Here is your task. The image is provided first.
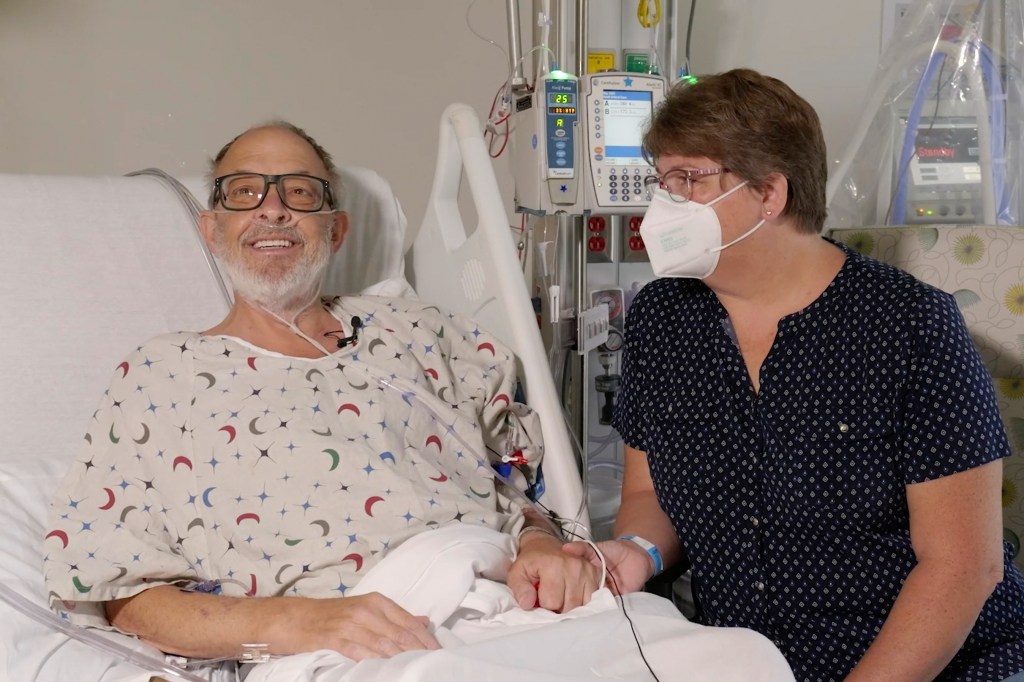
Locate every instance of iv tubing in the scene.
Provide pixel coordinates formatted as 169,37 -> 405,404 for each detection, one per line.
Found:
361,361 -> 573,536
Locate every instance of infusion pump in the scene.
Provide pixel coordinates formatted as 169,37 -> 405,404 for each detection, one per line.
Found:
512,72 -> 666,216
582,73 -> 666,215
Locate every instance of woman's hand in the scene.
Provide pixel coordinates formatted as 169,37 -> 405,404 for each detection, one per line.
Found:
562,538 -> 653,594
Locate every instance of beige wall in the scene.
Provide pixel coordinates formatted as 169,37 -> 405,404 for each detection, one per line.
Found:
686,1 -> 884,177
0,1 -> 884,229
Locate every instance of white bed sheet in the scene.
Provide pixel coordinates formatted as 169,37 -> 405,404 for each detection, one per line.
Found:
244,525 -> 795,682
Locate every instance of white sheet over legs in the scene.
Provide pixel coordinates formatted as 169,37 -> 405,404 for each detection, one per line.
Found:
244,526 -> 795,682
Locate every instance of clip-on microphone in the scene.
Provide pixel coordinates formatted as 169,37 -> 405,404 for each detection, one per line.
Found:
324,316 -> 363,349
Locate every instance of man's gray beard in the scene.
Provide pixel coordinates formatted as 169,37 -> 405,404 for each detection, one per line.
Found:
219,228 -> 333,319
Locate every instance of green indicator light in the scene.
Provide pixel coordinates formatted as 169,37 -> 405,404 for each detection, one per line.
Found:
549,69 -> 574,80
682,75 -> 699,85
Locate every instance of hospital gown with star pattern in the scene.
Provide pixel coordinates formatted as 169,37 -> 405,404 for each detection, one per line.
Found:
43,295 -> 542,628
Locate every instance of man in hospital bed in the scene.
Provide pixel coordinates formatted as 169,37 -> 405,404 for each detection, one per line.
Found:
42,121 -> 794,680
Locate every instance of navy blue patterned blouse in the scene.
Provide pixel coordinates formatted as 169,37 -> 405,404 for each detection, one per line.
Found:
613,241 -> 1024,681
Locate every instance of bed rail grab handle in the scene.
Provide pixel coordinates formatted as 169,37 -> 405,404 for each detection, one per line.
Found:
425,103 -> 587,529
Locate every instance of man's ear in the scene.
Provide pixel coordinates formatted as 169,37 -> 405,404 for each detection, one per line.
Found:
198,211 -> 221,255
330,212 -> 350,253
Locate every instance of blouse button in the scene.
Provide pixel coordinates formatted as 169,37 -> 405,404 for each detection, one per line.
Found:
838,422 -> 850,433
756,581 -> 765,591
752,517 -> 760,527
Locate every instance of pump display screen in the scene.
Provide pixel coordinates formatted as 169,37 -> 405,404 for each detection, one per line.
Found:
548,92 -> 576,115
602,89 -> 653,164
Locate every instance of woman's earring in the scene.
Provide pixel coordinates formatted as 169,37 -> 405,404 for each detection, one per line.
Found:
766,209 -> 773,216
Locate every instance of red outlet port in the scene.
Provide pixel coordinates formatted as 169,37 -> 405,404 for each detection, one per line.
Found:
629,235 -> 645,251
588,216 -> 606,232
589,236 -> 606,252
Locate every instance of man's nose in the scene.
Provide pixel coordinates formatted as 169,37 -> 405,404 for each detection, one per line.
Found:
256,182 -> 290,221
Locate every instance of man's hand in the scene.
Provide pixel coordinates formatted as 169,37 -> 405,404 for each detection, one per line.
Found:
274,592 -> 441,661
561,538 -> 653,594
106,586 -> 440,662
506,530 -> 602,612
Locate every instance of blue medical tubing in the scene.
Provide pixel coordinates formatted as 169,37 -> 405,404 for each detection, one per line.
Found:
892,38 -> 1009,224
892,50 -> 948,225
979,40 -> 1011,222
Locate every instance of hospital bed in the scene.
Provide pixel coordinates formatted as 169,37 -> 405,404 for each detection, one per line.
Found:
0,105 -> 585,681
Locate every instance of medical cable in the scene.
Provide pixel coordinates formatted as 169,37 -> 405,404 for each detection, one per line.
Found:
257,294 -> 366,357
485,82 -> 512,158
368,346 -> 586,538
308,338 -> 658,677
558,380 -> 596,537
536,0 -> 553,82
557,526 -> 663,682
681,0 -> 697,78
884,57 -> 950,225
482,42 -> 556,157
514,213 -> 529,271
464,0 -> 507,61
364,365 -> 570,535
261,303 -> 577,535
0,582 -> 212,682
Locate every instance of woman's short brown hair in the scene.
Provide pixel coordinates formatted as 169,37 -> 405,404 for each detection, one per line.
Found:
643,68 -> 827,234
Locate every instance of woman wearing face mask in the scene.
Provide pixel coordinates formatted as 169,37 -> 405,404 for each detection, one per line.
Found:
564,69 -> 1024,681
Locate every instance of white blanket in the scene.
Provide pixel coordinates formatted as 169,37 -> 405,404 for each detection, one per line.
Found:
244,525 -> 796,682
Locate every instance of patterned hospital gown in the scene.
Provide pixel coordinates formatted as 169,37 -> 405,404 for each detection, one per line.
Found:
43,296 -> 543,628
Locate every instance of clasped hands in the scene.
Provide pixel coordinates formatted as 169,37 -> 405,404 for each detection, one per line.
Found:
296,536 -> 653,661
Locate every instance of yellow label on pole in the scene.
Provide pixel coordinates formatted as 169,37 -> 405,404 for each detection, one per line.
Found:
587,51 -> 616,73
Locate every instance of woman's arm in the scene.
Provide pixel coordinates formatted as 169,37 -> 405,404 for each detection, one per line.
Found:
608,445 -> 685,591
844,460 -> 1005,681
614,445 -> 684,563
560,445 -> 684,594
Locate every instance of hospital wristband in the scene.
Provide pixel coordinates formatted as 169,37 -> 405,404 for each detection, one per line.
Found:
617,534 -> 664,576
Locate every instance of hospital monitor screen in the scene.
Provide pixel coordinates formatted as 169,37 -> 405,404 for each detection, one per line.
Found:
602,89 -> 653,165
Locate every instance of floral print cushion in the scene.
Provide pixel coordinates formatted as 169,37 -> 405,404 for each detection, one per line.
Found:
998,378 -> 1024,564
832,225 -> 1024,567
834,226 -> 1024,377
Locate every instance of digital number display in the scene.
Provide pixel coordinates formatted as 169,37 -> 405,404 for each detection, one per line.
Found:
548,92 -> 575,106
550,106 -> 576,115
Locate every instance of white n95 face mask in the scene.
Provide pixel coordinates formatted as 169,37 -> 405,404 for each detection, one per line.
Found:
639,184 -> 766,279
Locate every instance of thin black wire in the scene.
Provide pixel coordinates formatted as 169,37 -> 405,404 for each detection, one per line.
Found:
884,55 -> 950,224
684,1 -> 697,67
559,523 -> 663,682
